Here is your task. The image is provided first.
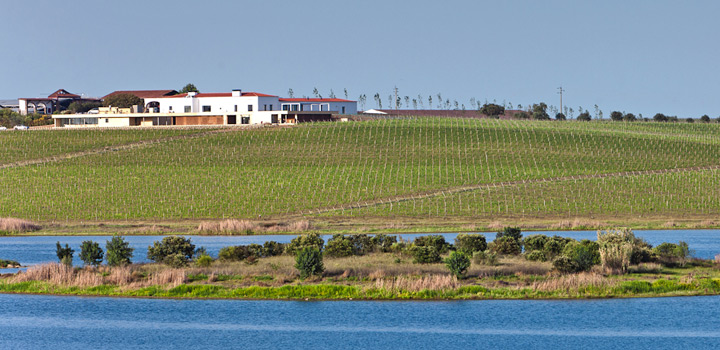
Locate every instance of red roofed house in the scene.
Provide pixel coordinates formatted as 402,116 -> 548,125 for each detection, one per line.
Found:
19,89 -> 100,115
52,88 -> 357,127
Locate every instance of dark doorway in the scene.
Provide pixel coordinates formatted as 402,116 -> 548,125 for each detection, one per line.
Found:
227,115 -> 237,124
271,114 -> 278,124
241,116 -> 250,124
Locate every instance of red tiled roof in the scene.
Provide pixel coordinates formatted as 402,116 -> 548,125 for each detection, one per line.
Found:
48,89 -> 80,98
102,90 -> 178,100
279,98 -> 355,102
169,92 -> 277,98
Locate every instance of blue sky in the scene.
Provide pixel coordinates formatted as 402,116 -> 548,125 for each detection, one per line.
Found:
3,0 -> 719,118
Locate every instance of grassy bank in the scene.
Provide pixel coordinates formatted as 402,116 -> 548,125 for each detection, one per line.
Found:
2,254 -> 719,300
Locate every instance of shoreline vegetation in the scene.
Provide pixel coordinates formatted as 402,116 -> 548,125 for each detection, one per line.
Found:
2,229 -> 719,301
2,217 -> 720,237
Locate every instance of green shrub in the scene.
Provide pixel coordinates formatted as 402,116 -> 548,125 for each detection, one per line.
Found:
653,241 -> 691,267
56,242 -> 74,266
413,235 -> 450,254
286,233 -> 324,255
0,259 -> 20,268
164,253 -> 189,268
445,252 -> 471,278
218,245 -> 253,261
106,236 -> 134,266
195,254 -> 214,267
295,247 -> 324,279
371,234 -> 397,252
79,240 -> 104,266
488,236 -> 521,255
325,234 -> 354,257
555,242 -> 597,273
409,245 -> 442,264
543,236 -> 575,259
454,233 -> 487,255
262,241 -> 286,257
247,243 -> 264,258
473,250 -> 497,266
496,227 -> 522,246
147,236 -> 196,266
552,256 -> 578,273
523,234 -> 549,252
349,234 -> 375,255
525,250 -> 546,262
579,239 -> 601,265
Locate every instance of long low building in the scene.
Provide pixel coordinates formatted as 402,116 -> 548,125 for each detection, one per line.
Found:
52,89 -> 357,127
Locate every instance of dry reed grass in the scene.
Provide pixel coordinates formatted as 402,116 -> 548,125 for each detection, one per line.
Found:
693,220 -> 719,228
10,263 -> 188,289
198,219 -> 257,235
197,219 -> 312,234
662,221 -> 678,228
628,262 -> 663,274
487,221 -> 504,230
532,272 -> 615,292
374,274 -> 458,292
549,218 -> 607,230
0,218 -> 41,232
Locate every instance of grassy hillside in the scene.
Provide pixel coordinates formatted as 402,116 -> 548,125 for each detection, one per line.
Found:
1,118 -> 719,230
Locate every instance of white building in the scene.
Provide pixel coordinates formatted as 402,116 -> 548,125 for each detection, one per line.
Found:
52,89 -> 357,127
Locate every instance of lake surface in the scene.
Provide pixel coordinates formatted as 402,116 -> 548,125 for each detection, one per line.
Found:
0,293 -> 718,349
1,229 -> 718,271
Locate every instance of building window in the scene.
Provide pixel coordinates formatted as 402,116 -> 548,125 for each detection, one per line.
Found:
282,105 -> 289,111
184,106 -> 191,113
342,106 -> 346,114
292,105 -> 299,111
202,105 -> 211,112
234,105 -> 238,112
105,118 -> 109,123
169,106 -> 173,111
248,105 -> 253,111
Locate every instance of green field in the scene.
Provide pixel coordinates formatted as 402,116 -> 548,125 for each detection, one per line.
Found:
1,118 -> 719,229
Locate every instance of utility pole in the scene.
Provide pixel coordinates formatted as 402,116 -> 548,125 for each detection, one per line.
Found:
557,86 -> 565,116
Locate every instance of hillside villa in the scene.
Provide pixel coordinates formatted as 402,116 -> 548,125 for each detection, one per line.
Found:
51,89 -> 357,128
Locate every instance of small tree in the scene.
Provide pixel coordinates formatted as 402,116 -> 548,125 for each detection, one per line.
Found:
488,236 -> 522,255
147,236 -> 196,267
103,93 -> 143,108
577,111 -> 592,121
555,112 -> 566,120
610,111 -> 623,121
445,251 -> 471,278
178,83 -> 199,93
324,234 -> 354,257
413,235 -> 450,254
597,228 -> 635,274
286,232 -> 324,255
295,247 -> 324,279
653,113 -> 668,122
56,242 -> 74,266
480,103 -> 505,117
700,115 -> 710,123
106,236 -> 134,266
496,227 -> 522,246
623,113 -> 636,122
531,103 -> 550,120
79,240 -> 104,266
454,233 -> 487,255
409,245 -> 442,263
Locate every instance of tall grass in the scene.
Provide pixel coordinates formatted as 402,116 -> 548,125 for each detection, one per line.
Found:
0,218 -> 40,233
532,272 -> 615,292
374,275 -> 458,292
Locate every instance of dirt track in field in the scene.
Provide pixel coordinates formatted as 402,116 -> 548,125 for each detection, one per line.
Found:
0,127 -> 247,171
306,164 -> 720,215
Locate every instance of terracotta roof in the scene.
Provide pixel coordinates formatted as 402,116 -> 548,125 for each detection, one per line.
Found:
48,89 -> 80,98
279,98 -> 355,102
102,90 -> 178,100
169,92 -> 277,98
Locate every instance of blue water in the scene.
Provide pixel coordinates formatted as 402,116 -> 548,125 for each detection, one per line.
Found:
1,229 -> 717,271
0,293 -> 718,349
